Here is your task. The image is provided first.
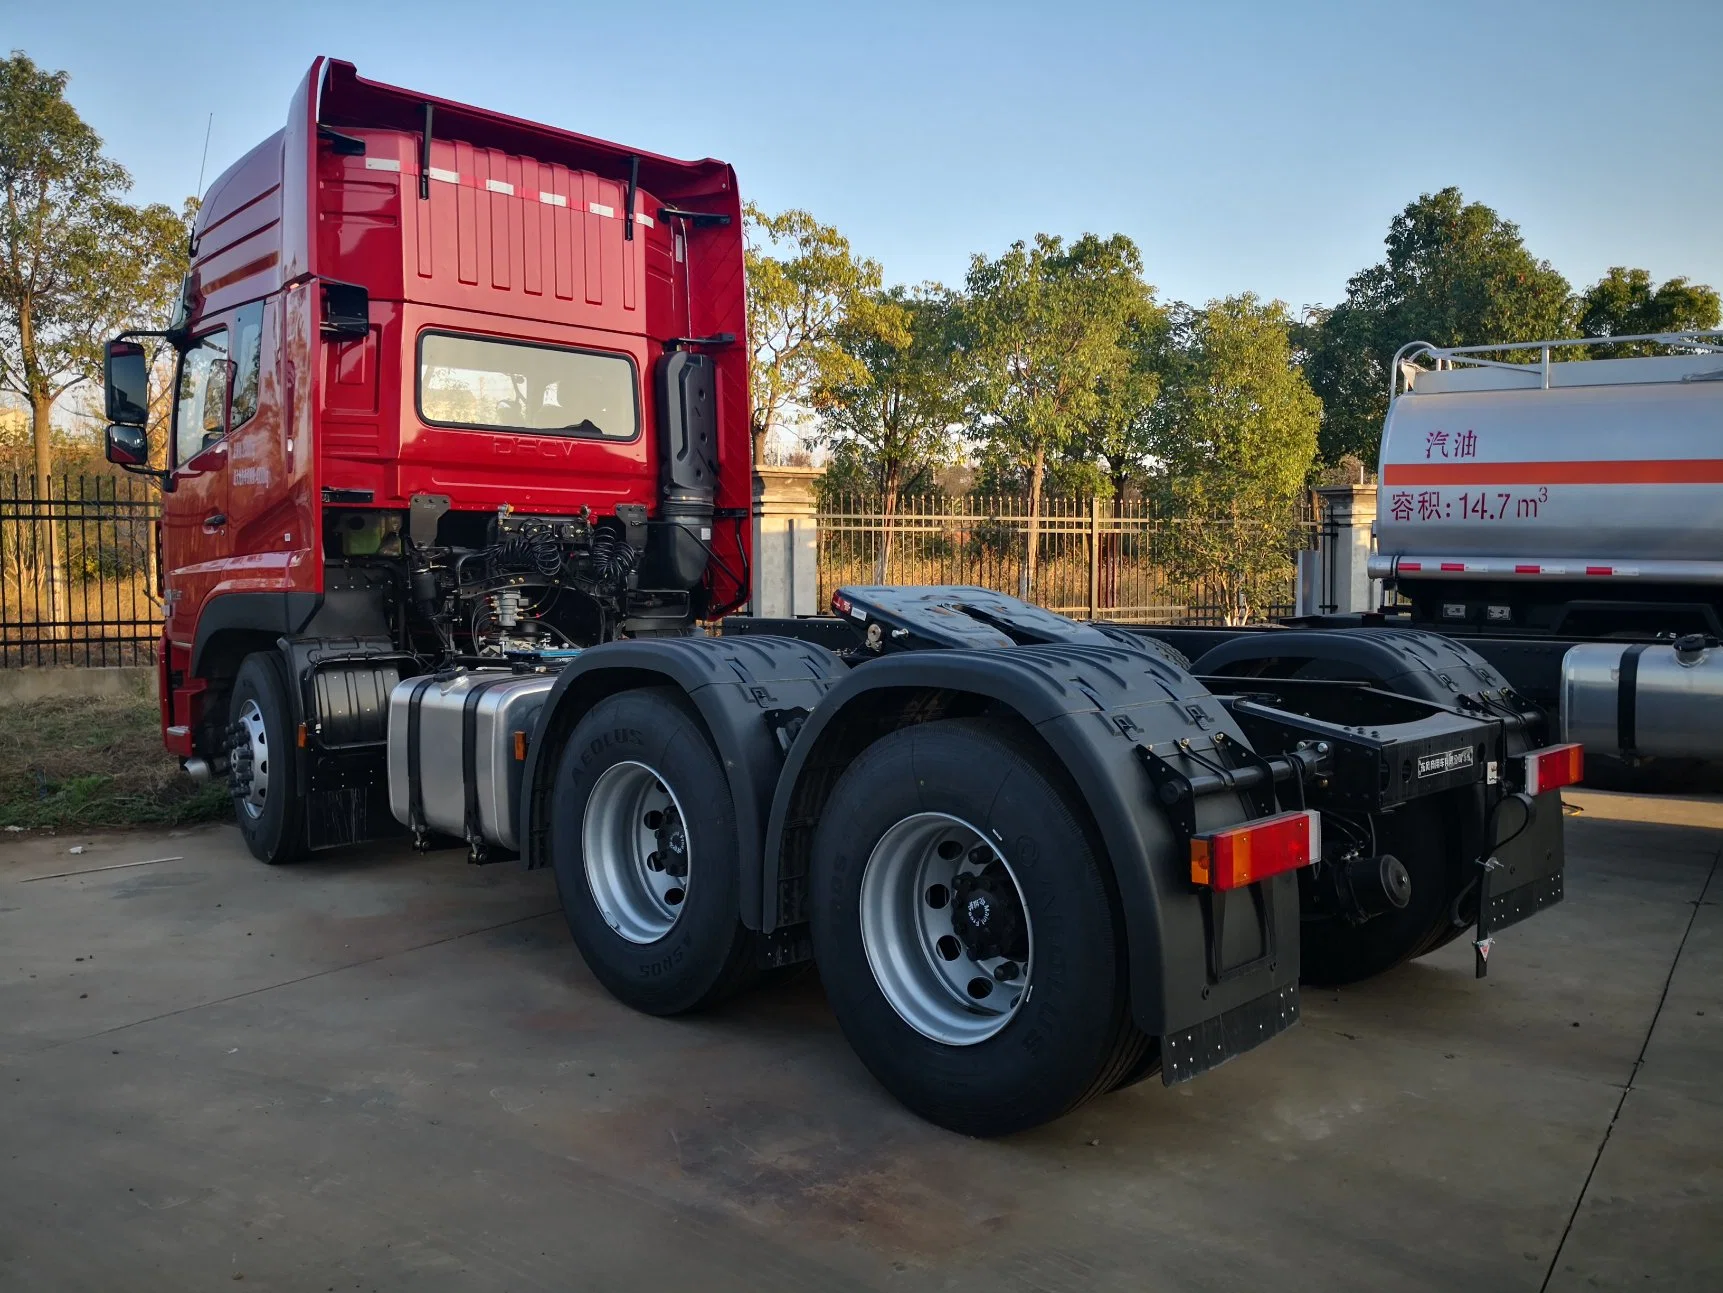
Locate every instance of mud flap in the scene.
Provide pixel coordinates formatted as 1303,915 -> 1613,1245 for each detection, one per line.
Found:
1161,983 -> 1302,1085
1473,788 -> 1566,975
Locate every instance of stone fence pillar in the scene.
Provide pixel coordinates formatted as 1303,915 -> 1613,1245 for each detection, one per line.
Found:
751,466 -> 822,617
1311,484 -> 1381,615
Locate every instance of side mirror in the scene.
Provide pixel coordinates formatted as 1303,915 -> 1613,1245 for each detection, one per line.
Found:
105,338 -> 150,425
105,423 -> 149,467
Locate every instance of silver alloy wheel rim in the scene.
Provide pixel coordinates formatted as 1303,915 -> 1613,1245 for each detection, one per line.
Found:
582,760 -> 690,944
235,698 -> 270,820
859,812 -> 1033,1046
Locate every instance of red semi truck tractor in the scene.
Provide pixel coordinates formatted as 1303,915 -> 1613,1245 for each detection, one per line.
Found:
103,59 -> 1581,1135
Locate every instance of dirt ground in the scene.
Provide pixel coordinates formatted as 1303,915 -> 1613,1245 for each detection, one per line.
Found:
0,789 -> 1718,1291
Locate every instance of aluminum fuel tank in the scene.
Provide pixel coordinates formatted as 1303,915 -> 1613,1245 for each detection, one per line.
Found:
387,670 -> 555,851
1562,639 -> 1723,761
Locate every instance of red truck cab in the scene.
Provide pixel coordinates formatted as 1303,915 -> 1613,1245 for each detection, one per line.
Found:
104,58 -> 751,847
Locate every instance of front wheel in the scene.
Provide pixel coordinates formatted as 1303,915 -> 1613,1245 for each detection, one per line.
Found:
548,687 -> 758,1015
810,718 -> 1152,1137
228,652 -> 305,865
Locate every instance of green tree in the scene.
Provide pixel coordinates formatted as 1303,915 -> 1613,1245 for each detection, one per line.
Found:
1078,300 -> 1169,505
813,284 -> 963,580
1304,187 -> 1571,464
1155,295 -> 1320,623
1576,267 -> 1720,354
0,51 -> 187,622
961,232 -> 1150,597
743,203 -> 883,466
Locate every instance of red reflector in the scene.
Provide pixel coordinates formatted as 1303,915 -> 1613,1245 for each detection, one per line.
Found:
1441,562 -> 1466,571
1399,562 -> 1422,572
1523,743 -> 1584,795
1515,564 -> 1540,574
1585,566 -> 1613,576
1190,810 -> 1321,891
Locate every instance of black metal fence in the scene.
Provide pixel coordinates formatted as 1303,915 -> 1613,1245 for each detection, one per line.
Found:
0,475 -> 1322,669
0,474 -> 161,668
819,493 -> 1319,625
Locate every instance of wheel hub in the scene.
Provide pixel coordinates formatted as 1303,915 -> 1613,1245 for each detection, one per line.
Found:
859,812 -> 1035,1046
228,698 -> 270,821
583,760 -> 690,945
950,867 -> 1028,963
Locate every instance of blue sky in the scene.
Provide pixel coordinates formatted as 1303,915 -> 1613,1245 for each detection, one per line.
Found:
10,0 -> 1720,311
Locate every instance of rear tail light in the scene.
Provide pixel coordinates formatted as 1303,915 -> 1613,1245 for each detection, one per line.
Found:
1190,810 -> 1321,891
1523,743 -> 1583,795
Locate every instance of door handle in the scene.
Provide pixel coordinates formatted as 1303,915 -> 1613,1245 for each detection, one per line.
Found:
203,512 -> 227,531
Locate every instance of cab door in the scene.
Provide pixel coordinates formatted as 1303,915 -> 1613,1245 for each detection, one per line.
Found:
219,303 -> 284,547
161,325 -> 234,654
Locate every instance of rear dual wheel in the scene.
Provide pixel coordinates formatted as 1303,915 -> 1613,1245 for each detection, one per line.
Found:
811,718 -> 1153,1137
550,693 -> 1152,1134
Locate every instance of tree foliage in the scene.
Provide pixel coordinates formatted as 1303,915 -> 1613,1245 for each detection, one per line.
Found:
960,232 -> 1152,594
1303,187 -> 1571,465
0,50 -> 188,630
743,202 -> 883,465
812,284 -> 963,577
1575,266 -> 1720,354
1075,299 -> 1168,507
1153,295 -> 1320,622
0,52 -> 187,476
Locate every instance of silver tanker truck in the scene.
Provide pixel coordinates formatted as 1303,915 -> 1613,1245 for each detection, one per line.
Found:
1367,331 -> 1723,766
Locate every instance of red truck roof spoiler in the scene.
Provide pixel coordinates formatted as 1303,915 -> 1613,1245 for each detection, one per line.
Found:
313,58 -> 734,201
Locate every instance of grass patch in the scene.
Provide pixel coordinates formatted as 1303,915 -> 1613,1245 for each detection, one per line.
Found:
0,693 -> 232,831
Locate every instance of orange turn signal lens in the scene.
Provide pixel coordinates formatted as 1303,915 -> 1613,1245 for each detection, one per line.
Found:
513,729 -> 529,762
1190,810 -> 1321,891
1523,743 -> 1583,795
296,722 -> 308,749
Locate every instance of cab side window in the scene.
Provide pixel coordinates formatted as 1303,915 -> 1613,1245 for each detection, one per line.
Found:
173,329 -> 230,467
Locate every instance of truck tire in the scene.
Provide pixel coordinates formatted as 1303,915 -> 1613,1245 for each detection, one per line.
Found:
1094,626 -> 1193,673
809,717 -> 1151,1137
548,687 -> 758,1015
228,652 -> 306,865
1299,799 -> 1461,987
1132,635 -> 1193,672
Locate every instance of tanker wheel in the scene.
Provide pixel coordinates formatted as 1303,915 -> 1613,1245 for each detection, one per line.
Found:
228,652 -> 306,865
810,717 -> 1152,1136
549,687 -> 758,1015
1299,798 -> 1463,987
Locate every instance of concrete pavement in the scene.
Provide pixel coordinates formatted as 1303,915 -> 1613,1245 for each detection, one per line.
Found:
0,790 -> 1717,1291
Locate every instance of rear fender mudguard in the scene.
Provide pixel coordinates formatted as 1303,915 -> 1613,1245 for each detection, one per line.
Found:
763,641 -> 1300,1037
1194,626 -> 1553,902
1194,628 -> 1516,711
517,636 -> 846,931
